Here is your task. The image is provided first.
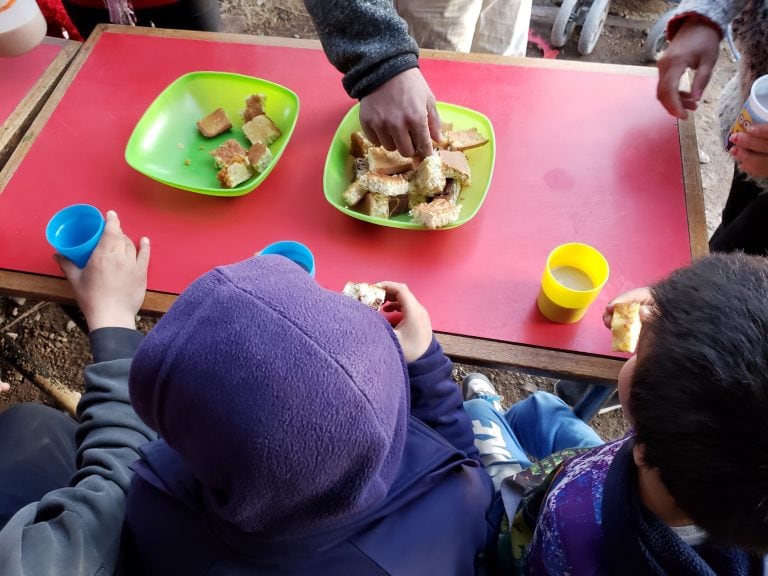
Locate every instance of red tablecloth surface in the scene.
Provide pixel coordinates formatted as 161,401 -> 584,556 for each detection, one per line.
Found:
0,32 -> 691,357
0,41 -> 61,126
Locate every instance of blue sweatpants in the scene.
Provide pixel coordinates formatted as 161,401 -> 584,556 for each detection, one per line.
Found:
463,391 -> 603,490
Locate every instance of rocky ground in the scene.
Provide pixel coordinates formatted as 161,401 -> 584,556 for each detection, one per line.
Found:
0,0 -> 739,441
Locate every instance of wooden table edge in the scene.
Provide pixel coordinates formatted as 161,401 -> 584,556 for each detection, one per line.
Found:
0,38 -> 80,172
0,25 -> 706,382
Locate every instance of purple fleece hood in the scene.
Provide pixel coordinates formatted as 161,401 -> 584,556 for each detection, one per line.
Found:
128,255 -> 410,535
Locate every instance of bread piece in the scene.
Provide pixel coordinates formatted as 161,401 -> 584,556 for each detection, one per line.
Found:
217,159 -> 252,188
410,154 -> 446,197
247,143 -> 273,174
197,108 -> 232,138
211,139 -> 249,168
242,115 -> 281,146
431,178 -> 462,205
357,193 -> 408,218
242,94 -> 266,122
611,302 -> 642,353
358,172 -> 410,197
444,127 -> 489,151
366,147 -> 414,175
354,157 -> 370,179
342,282 -> 386,310
410,198 -> 462,229
342,180 -> 367,207
350,131 -> 374,158
438,150 -> 471,185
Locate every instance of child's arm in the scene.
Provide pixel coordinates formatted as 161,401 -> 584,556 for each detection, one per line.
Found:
378,281 -> 481,462
0,211 -> 157,576
302,1 -> 439,158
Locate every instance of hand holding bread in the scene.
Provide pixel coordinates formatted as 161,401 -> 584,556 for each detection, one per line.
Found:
376,281 -> 433,363
359,68 -> 441,159
604,287 -> 655,353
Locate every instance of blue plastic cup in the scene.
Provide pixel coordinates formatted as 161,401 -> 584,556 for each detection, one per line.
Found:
259,240 -> 315,277
45,204 -> 105,269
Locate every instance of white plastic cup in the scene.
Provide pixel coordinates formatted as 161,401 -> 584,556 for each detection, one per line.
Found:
0,0 -> 46,58
726,74 -> 768,150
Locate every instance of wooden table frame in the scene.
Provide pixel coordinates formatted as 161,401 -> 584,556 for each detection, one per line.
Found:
0,25 -> 708,383
0,38 -> 80,171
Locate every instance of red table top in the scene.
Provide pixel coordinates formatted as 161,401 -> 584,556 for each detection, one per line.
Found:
0,42 -> 61,126
0,32 -> 691,358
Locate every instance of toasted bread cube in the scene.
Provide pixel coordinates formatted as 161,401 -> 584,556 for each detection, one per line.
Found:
242,115 -> 281,146
242,94 -> 267,122
357,193 -> 392,219
197,108 -> 233,138
210,139 -> 249,168
410,198 -> 462,229
366,147 -> 414,175
438,149 -> 471,185
217,159 -> 252,188
410,154 -> 446,197
342,282 -> 387,310
343,180 -> 368,207
611,302 -> 642,353
350,131 -> 374,158
358,172 -> 410,197
444,127 -> 489,151
247,143 -> 273,174
431,179 -> 462,205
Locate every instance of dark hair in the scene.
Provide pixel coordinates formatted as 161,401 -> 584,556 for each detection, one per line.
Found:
630,253 -> 768,552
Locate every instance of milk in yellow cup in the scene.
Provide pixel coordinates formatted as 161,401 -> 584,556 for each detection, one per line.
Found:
537,243 -> 609,324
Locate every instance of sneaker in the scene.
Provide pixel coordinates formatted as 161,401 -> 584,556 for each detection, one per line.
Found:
462,372 -> 503,412
554,380 -> 620,415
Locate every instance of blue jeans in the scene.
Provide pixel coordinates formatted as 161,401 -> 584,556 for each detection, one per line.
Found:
464,391 -> 602,490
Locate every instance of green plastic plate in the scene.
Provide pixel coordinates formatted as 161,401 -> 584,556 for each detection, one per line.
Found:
323,102 -> 495,229
125,71 -> 299,197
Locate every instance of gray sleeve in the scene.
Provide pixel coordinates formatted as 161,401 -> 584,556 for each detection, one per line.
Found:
303,0 -> 420,99
0,328 -> 157,576
669,0 -> 746,33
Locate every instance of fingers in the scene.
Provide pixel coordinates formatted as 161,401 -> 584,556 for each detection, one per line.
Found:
54,252 -> 80,282
656,61 -> 690,119
731,147 -> 768,178
378,280 -> 421,316
427,101 -> 442,144
136,237 -> 151,271
392,126 -> 417,159
730,130 -> 768,155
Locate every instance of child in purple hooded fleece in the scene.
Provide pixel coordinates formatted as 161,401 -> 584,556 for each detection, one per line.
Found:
119,255 -> 494,575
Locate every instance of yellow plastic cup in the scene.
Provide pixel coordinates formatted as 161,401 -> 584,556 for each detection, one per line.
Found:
537,243 -> 610,324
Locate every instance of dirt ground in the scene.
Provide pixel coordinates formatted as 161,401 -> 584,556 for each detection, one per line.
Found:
0,0 -> 739,442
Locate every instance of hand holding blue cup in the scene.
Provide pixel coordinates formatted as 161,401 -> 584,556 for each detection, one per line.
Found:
259,240 -> 315,277
45,204 -> 105,269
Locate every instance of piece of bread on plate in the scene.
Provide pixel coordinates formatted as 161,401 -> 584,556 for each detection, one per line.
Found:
243,115 -> 281,146
242,94 -> 266,123
247,143 -> 273,174
342,282 -> 386,310
410,198 -> 462,229
211,139 -> 249,168
444,127 -> 489,151
611,302 -> 642,353
197,108 -> 232,138
410,154 -> 446,198
366,147 -> 414,175
350,131 -> 374,158
358,172 -> 410,197
217,159 -> 252,188
438,150 -> 471,185
342,180 -> 367,207
357,193 -> 409,218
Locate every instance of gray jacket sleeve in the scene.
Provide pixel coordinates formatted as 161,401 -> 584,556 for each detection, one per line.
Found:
668,0 -> 745,35
0,328 -> 157,576
303,0 -> 420,99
